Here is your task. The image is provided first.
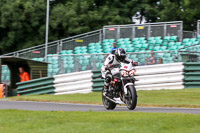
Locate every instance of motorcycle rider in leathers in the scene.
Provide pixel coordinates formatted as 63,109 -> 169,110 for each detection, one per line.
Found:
101,48 -> 138,92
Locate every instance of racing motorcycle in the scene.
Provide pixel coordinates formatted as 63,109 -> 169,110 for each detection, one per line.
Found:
102,62 -> 137,110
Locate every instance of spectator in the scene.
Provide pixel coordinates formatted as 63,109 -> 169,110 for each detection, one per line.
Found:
19,67 -> 30,82
110,42 -> 117,54
147,50 -> 157,65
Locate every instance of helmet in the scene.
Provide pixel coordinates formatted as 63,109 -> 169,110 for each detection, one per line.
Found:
115,48 -> 126,62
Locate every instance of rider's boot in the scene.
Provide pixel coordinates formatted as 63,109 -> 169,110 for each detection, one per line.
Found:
104,85 -> 109,92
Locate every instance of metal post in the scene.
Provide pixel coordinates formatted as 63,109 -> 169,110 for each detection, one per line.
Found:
148,24 -> 151,39
45,0 -> 50,61
117,26 -> 120,39
132,25 -> 135,39
180,21 -> 183,41
197,20 -> 200,36
59,41 -> 62,54
164,23 -> 166,38
99,30 -> 102,43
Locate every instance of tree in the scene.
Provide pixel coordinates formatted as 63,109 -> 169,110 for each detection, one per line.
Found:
1,0 -> 200,54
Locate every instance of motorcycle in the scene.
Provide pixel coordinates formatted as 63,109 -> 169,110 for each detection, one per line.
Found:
102,62 -> 137,110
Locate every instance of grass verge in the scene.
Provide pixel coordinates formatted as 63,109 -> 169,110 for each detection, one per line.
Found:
10,88 -> 200,108
0,110 -> 200,133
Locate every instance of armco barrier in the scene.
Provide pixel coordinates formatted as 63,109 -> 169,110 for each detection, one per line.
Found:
184,62 -> 200,71
53,71 -> 93,95
92,70 -> 103,91
136,82 -> 184,90
135,72 -> 184,85
54,80 -> 92,94
17,71 -> 93,96
16,62 -> 200,96
92,63 -> 185,91
135,62 -> 184,75
54,70 -> 92,84
17,77 -> 55,96
183,62 -> 200,88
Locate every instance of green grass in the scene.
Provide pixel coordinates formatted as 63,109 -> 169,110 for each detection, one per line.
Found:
10,88 -> 200,108
0,110 -> 200,133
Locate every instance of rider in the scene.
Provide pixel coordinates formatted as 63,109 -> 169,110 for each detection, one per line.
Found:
101,48 -> 138,91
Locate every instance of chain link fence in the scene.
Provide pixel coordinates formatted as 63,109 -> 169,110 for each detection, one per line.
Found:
103,21 -> 183,41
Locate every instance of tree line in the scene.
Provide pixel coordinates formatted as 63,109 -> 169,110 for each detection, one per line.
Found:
0,0 -> 200,54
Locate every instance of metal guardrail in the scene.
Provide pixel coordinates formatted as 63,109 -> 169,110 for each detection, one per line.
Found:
5,20 -> 200,60
103,21 -> 183,41
183,31 -> 196,38
47,51 -> 177,76
17,76 -> 55,96
3,21 -> 185,60
3,30 -> 103,59
178,43 -> 200,62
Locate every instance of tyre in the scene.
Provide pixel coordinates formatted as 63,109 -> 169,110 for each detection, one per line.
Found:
102,88 -> 116,110
126,85 -> 137,110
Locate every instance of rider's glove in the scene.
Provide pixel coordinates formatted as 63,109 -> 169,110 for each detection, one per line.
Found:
132,61 -> 138,66
105,64 -> 112,70
102,64 -> 111,71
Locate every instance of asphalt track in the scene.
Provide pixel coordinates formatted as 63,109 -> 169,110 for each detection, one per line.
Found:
0,101 -> 200,114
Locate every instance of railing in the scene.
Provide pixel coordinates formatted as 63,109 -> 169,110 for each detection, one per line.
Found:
61,30 -> 103,51
103,21 -> 183,41
3,29 -> 103,59
47,51 -> 177,76
178,43 -> 200,62
17,76 -> 55,96
2,21 -> 184,60
92,62 -> 185,92
183,31 -> 196,38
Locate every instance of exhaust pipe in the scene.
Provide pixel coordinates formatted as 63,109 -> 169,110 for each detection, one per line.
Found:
103,93 -> 116,103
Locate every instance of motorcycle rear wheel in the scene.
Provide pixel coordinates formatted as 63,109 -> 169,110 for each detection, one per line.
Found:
102,88 -> 116,110
126,85 -> 137,110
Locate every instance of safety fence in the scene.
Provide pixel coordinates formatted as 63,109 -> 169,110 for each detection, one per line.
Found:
103,21 -> 183,41
92,62 -> 200,91
3,21 -> 184,60
4,30 -> 103,59
53,71 -> 92,95
17,77 -> 55,96
184,62 -> 200,88
92,62 -> 184,91
16,62 -> 200,96
17,71 -> 93,96
3,20 -> 200,60
183,31 -> 196,38
178,43 -> 200,62
47,51 -> 177,76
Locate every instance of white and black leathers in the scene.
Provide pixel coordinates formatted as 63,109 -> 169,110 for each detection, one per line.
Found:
101,54 -> 134,79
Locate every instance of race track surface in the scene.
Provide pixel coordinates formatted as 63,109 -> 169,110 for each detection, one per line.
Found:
0,101 -> 200,114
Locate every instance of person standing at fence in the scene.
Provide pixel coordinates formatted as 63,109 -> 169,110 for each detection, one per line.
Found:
147,50 -> 157,65
19,67 -> 30,82
110,42 -> 117,54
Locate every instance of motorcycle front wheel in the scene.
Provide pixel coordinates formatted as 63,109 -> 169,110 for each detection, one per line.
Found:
102,88 -> 116,110
126,85 -> 137,110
